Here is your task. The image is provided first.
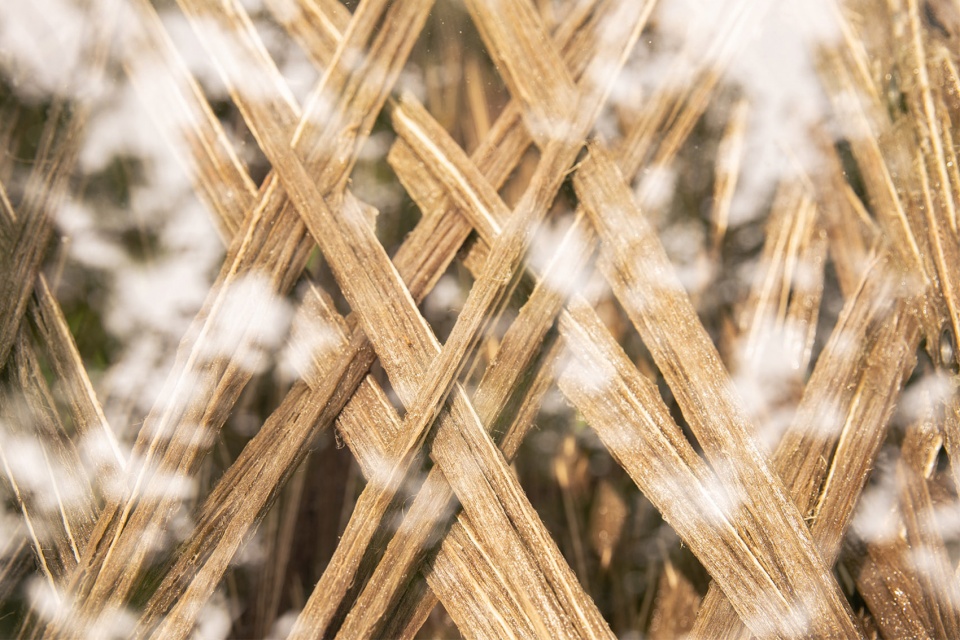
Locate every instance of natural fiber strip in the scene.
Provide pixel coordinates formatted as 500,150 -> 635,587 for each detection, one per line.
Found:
574,144 -> 860,637
30,277 -> 125,473
903,0 -> 960,349
0,335 -> 88,586
897,390 -> 960,636
843,527 -> 934,638
694,258 -> 921,638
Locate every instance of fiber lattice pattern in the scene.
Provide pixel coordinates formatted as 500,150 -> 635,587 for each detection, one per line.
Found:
1,0 -> 959,637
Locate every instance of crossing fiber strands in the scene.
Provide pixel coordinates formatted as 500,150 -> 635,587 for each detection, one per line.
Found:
1,0 -> 959,637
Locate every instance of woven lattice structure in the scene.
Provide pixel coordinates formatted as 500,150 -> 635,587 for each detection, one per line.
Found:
2,0 -> 960,637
